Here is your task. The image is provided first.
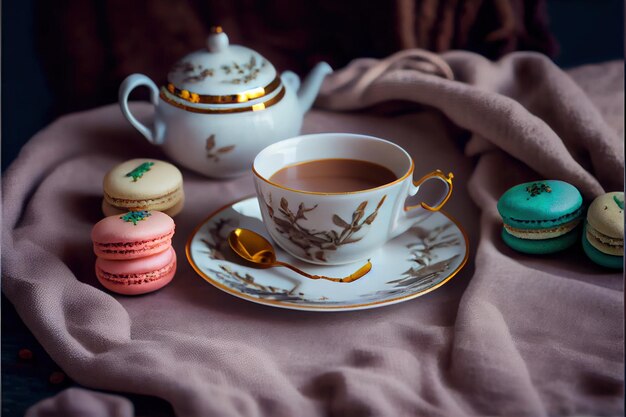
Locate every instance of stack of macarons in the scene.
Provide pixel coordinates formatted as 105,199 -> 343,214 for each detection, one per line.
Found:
497,180 -> 583,254
582,192 -> 623,269
102,159 -> 184,217
92,210 -> 177,295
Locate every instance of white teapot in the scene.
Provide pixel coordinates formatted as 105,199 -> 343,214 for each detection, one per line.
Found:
119,27 -> 332,178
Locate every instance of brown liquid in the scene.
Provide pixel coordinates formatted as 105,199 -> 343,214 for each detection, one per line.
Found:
269,158 -> 398,192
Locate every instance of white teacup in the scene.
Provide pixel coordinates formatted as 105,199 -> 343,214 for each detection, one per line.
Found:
253,133 -> 453,265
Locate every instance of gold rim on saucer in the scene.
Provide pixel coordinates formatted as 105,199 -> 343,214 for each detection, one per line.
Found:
185,195 -> 469,311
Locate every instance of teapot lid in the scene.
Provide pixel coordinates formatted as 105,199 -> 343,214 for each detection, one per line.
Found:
165,27 -> 277,101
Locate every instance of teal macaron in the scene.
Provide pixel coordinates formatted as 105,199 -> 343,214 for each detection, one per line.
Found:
582,192 -> 623,269
497,180 -> 584,254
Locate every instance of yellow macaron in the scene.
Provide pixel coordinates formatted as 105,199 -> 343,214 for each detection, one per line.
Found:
582,192 -> 623,269
102,159 -> 184,217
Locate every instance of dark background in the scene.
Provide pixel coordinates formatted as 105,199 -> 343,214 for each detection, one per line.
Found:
3,0 -> 624,171
2,1 -> 624,416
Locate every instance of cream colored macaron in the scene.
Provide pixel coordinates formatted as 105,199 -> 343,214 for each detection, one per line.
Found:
586,192 -> 624,256
102,197 -> 185,217
102,159 -> 184,217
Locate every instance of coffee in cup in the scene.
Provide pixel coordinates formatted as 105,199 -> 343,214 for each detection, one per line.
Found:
269,158 -> 397,193
253,133 -> 453,265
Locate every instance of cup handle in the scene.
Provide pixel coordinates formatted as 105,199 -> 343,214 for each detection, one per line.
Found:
389,170 -> 454,239
407,170 -> 454,212
118,73 -> 165,145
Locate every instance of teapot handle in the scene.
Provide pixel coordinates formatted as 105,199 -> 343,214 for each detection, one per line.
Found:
119,74 -> 165,145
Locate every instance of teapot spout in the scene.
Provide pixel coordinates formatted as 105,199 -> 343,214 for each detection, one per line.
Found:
297,62 -> 332,115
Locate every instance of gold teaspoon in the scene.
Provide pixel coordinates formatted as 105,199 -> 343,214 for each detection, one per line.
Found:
227,228 -> 371,283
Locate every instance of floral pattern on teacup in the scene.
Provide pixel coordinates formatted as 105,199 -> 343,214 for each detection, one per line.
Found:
262,193 -> 387,262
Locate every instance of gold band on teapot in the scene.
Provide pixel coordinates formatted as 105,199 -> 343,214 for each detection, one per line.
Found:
159,86 -> 286,114
166,76 -> 282,104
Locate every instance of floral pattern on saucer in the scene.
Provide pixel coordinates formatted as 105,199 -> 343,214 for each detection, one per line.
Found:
186,197 -> 469,311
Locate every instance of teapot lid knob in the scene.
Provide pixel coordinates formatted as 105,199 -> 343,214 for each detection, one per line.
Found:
207,26 -> 229,53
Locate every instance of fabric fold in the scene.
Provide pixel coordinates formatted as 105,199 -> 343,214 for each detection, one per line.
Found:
4,51 -> 623,417
317,50 -> 623,198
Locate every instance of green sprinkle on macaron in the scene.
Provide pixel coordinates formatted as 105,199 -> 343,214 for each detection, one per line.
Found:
120,211 -> 151,225
525,182 -> 552,199
125,162 -> 155,182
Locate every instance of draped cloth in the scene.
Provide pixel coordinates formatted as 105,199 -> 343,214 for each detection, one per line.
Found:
7,52 -> 623,417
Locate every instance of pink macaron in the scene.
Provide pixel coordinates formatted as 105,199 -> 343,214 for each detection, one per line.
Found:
95,247 -> 177,295
92,211 -> 175,260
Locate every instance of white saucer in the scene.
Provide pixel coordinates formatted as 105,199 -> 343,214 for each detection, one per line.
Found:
186,197 -> 469,312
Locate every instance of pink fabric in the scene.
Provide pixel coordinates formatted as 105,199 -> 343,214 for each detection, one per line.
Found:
25,388 -> 133,417
4,52 -> 623,417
